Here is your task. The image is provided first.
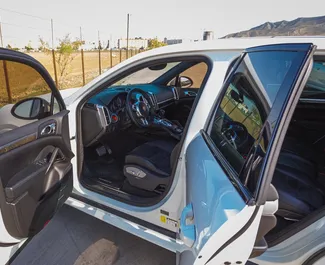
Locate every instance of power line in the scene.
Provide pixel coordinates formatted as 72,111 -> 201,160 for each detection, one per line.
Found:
0,7 -> 49,21
1,21 -> 50,31
0,7 -> 108,38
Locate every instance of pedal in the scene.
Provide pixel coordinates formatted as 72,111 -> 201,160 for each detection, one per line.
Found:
96,146 -> 107,156
104,145 -> 113,155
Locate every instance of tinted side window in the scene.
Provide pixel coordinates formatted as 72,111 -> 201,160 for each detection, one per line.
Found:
0,60 -> 51,105
168,62 -> 208,90
302,61 -> 325,98
209,50 -> 309,181
179,62 -> 208,89
0,60 -> 59,130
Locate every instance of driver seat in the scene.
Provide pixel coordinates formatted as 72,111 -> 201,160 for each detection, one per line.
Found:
123,140 -> 180,191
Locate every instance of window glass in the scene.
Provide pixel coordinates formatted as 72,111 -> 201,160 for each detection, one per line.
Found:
0,60 -> 56,129
209,50 -> 309,186
114,62 -> 180,86
0,60 -> 51,106
302,61 -> 325,98
52,97 -> 61,115
168,62 -> 208,89
179,62 -> 208,88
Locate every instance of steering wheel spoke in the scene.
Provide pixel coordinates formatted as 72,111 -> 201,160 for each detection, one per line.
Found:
126,88 -> 154,128
131,103 -> 138,112
222,121 -> 248,150
140,118 -> 149,126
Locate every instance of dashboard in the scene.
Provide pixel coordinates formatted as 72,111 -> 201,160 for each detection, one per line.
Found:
81,84 -> 179,146
108,93 -> 126,114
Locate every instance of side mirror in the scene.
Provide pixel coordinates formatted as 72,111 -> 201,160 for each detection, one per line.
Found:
11,97 -> 50,120
230,90 -> 244,103
179,76 -> 193,88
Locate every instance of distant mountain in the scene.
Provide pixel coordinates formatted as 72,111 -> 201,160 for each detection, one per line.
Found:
223,16 -> 325,38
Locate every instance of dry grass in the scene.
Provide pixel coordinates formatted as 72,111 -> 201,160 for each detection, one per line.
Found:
29,50 -> 130,88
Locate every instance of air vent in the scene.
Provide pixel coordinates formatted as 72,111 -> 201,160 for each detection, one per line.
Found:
171,87 -> 179,100
148,92 -> 158,109
95,104 -> 111,126
103,106 -> 111,124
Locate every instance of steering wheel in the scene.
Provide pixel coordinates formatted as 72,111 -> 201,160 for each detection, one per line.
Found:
222,121 -> 249,149
126,88 -> 154,128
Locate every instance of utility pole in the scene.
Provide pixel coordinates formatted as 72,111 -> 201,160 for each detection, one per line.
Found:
51,18 -> 54,49
98,30 -> 102,74
80,26 -> 83,41
126,13 -> 130,58
0,16 -> 4,47
80,26 -> 85,85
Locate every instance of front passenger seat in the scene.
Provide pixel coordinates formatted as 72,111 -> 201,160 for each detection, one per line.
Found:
123,140 -> 180,191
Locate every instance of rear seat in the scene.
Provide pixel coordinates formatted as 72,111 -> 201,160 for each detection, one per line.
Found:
273,138 -> 325,221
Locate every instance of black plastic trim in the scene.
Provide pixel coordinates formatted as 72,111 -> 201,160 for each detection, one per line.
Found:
267,204 -> 325,247
302,247 -> 325,265
70,193 -> 177,239
6,238 -> 33,265
204,206 -> 260,264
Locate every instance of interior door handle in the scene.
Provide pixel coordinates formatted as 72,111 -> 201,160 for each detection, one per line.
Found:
41,123 -> 56,135
180,203 -> 196,247
46,147 -> 65,174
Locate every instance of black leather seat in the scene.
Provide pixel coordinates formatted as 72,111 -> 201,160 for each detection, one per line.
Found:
123,140 -> 179,191
273,138 -> 325,221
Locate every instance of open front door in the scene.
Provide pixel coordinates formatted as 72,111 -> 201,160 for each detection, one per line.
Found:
180,43 -> 316,265
0,49 -> 74,249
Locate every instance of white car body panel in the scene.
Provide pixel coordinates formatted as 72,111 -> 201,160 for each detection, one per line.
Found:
65,197 -> 185,253
196,207 -> 264,265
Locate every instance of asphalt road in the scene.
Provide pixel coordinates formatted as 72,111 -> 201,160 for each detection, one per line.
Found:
11,205 -> 176,265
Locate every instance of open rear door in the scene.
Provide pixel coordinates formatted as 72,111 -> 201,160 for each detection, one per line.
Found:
179,43 -> 316,265
0,49 -> 74,251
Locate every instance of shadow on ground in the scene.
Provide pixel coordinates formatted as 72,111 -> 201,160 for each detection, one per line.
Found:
12,205 -> 175,265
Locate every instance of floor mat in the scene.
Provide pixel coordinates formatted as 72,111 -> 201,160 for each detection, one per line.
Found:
83,145 -> 125,183
84,159 -> 125,183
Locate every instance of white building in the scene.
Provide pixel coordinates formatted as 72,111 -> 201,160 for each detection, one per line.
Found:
163,38 -> 194,45
117,39 -> 148,49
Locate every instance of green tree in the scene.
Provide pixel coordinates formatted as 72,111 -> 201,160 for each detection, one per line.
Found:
6,44 -> 20,51
24,41 -> 33,52
39,34 -> 84,88
148,38 -> 166,49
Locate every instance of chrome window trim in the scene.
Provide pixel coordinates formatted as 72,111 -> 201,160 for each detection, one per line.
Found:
299,98 -> 325,103
96,104 -> 110,127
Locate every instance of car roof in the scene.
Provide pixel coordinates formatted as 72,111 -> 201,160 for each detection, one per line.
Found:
142,37 -> 325,56
66,37 -> 325,105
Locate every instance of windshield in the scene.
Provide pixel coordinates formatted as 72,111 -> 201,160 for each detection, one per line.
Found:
114,62 -> 180,86
302,61 -> 325,98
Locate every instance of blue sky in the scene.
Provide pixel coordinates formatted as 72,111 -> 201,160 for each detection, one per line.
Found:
1,0 -> 325,48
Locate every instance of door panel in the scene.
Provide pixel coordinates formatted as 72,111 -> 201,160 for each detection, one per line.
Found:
0,49 -> 73,243
0,110 -> 73,238
181,43 -> 316,264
